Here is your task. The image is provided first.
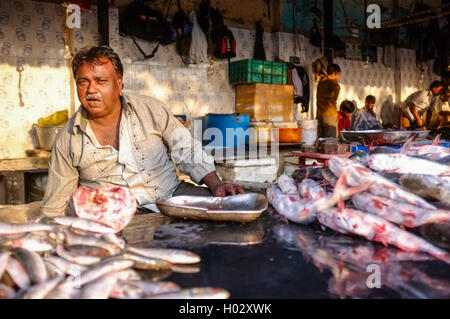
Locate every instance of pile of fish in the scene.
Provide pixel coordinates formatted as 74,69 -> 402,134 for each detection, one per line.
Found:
268,137 -> 450,265
0,216 -> 230,299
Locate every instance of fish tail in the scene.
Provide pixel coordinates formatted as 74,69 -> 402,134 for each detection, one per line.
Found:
332,170 -> 371,202
400,135 -> 416,154
432,134 -> 441,146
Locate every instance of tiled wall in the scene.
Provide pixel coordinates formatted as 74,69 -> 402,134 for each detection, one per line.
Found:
0,0 -> 438,159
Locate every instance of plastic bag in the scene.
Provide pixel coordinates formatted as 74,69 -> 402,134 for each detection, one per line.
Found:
189,11 -> 208,64
37,110 -> 69,127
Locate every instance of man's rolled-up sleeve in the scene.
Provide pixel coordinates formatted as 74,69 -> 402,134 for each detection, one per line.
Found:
40,135 -> 79,217
158,104 -> 216,184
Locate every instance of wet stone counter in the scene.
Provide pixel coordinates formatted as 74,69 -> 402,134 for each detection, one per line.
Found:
122,209 -> 450,299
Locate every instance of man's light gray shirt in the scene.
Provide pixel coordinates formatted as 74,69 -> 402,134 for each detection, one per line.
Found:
41,94 -> 215,216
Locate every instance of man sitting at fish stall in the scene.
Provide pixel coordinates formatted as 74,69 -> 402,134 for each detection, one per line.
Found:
399,81 -> 443,130
40,46 -> 244,217
352,95 -> 383,131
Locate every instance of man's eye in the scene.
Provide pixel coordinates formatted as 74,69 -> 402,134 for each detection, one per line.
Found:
77,80 -> 87,85
98,79 -> 107,83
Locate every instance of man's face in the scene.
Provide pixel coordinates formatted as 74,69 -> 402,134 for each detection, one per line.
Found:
75,58 -> 123,119
431,86 -> 443,96
440,92 -> 450,103
331,72 -> 341,81
365,102 -> 375,112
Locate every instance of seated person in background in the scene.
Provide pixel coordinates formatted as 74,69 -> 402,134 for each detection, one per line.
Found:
435,87 -> 450,128
353,95 -> 383,131
399,81 -> 443,130
338,100 -> 355,132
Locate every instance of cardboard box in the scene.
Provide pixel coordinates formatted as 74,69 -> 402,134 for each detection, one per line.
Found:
235,84 -> 294,122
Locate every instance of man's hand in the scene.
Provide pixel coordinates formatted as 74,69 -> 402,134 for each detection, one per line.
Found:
210,182 -> 245,197
201,171 -> 245,197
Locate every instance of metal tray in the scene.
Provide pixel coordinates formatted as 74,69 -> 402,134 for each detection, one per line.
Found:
340,130 -> 430,145
156,193 -> 267,223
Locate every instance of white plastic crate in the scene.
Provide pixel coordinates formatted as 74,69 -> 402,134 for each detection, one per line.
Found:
215,157 -> 278,183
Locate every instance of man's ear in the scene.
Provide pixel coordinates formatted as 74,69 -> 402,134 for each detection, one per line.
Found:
117,76 -> 124,96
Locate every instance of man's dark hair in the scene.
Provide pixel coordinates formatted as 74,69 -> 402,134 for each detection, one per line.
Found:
429,80 -> 443,90
327,63 -> 341,75
340,100 -> 355,113
72,46 -> 123,79
365,95 -> 376,104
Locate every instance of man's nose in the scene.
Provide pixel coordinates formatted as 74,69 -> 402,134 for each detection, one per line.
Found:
86,81 -> 98,93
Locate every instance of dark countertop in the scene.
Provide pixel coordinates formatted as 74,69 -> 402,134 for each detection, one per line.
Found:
122,209 -> 450,299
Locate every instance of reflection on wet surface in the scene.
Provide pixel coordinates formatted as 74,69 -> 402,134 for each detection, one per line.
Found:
111,210 -> 450,298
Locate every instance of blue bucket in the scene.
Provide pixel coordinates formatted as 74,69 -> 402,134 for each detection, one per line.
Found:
203,113 -> 250,148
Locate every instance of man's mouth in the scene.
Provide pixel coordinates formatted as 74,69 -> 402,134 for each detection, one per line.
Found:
86,93 -> 102,102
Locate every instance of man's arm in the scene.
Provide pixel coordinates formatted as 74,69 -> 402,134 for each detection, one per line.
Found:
41,137 -> 79,216
408,103 -> 423,127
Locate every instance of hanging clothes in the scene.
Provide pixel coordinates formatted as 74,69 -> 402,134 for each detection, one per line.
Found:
253,21 -> 266,60
292,66 -> 310,113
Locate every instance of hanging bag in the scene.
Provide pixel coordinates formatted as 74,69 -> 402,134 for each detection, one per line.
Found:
119,0 -> 172,59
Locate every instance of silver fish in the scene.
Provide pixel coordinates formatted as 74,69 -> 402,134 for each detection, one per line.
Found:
45,286 -> 81,299
317,206 -> 450,264
43,256 -> 87,277
0,222 -> 54,235
66,244 -> 111,258
148,287 -> 230,299
115,269 -> 141,281
328,157 -> 436,209
64,230 -> 122,255
352,192 -> 450,228
44,261 -> 66,277
1,233 -> 54,252
79,273 -> 118,299
14,248 -> 48,284
368,153 -> 450,179
172,264 -> 201,274
23,275 -> 65,299
125,246 -> 201,264
0,251 -> 10,279
110,280 -> 180,299
102,252 -> 172,271
0,283 -> 15,299
56,245 -> 101,266
53,217 -> 116,234
102,233 -> 126,250
61,259 -> 134,289
5,257 -> 31,289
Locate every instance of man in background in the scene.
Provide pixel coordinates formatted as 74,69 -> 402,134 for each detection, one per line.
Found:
399,81 -> 443,130
316,63 -> 341,138
353,95 -> 383,130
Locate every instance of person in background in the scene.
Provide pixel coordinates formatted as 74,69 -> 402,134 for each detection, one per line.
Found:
316,63 -> 341,138
399,81 -> 443,130
353,95 -> 383,131
338,100 -> 355,132
431,86 -> 450,128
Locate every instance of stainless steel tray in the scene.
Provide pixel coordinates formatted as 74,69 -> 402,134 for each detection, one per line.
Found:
156,193 -> 267,223
340,130 -> 430,145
